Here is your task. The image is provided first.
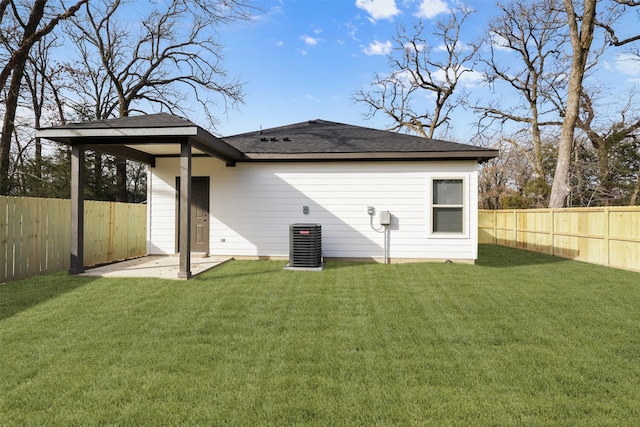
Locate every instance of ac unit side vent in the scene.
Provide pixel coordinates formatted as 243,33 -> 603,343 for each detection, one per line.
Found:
289,224 -> 322,267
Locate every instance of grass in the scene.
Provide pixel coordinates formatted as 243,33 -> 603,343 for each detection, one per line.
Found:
1,245 -> 639,425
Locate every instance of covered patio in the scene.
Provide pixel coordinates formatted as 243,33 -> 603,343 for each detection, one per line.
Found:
36,113 -> 245,280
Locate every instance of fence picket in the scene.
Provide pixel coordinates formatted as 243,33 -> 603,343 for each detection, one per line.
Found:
480,207 -> 640,273
0,196 -> 146,283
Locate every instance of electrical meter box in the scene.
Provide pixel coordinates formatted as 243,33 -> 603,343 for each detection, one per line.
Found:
380,211 -> 391,225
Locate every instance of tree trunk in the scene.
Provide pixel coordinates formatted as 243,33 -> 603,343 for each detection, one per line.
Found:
116,158 -> 127,202
549,0 -> 597,208
0,0 -> 48,194
631,173 -> 640,206
0,0 -> 87,194
0,61 -> 27,194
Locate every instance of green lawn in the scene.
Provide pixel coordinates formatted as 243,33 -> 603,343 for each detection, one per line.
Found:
1,245 -> 639,426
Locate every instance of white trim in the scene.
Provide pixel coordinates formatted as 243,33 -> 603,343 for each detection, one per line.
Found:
36,126 -> 198,139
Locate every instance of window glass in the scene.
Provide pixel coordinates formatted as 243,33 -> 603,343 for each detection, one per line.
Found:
432,179 -> 464,234
433,179 -> 463,205
433,207 -> 463,233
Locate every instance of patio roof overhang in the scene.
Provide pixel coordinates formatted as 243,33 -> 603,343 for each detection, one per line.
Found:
36,120 -> 247,167
35,113 -> 245,280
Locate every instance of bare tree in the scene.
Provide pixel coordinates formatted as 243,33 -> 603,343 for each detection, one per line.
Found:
64,0 -> 254,200
353,6 -> 479,138
576,89 -> 640,205
597,0 -> 640,46
0,0 -> 87,195
66,0 -> 250,121
478,136 -> 535,209
22,34 -> 66,188
549,0 -> 620,207
473,0 -> 567,181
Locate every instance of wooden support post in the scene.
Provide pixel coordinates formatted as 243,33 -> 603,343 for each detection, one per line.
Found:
178,141 -> 192,279
70,144 -> 85,274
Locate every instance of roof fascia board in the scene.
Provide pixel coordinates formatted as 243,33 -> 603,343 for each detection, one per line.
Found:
36,126 -> 198,140
243,150 -> 499,162
189,130 -> 246,165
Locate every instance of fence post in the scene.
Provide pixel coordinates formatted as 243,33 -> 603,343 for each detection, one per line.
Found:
550,209 -> 555,256
604,207 -> 610,267
511,210 -> 515,247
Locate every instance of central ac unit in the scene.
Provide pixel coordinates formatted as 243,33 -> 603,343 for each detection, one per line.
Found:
289,224 -> 322,267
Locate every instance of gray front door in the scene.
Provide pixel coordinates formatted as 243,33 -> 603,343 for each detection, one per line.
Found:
191,177 -> 210,253
176,177 -> 210,254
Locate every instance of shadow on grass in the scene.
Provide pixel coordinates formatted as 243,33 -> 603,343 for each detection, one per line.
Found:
477,244 -> 570,268
190,247 -> 572,283
0,273 -> 95,322
321,261 -> 374,270
192,259 -> 376,282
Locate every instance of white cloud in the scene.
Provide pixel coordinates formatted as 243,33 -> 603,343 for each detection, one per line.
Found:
389,70 -> 414,89
251,5 -> 283,23
489,32 -> 512,52
380,67 -> 482,91
345,21 -> 360,41
355,0 -> 400,21
275,40 -> 284,47
615,53 -> 640,76
364,40 -> 393,55
300,35 -> 320,47
305,94 -> 322,103
432,67 -> 483,87
415,0 -> 449,19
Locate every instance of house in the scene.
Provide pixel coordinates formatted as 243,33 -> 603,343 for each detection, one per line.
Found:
37,113 -> 498,279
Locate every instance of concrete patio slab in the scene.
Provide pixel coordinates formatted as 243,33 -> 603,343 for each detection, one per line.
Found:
80,255 -> 233,280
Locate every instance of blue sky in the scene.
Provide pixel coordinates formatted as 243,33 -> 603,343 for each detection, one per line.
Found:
211,0 -> 640,141
215,0 -> 495,138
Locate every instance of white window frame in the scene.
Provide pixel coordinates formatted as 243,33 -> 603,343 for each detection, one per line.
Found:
429,176 -> 469,238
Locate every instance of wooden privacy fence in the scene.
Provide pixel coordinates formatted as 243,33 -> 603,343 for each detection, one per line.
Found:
479,207 -> 640,273
0,196 -> 146,283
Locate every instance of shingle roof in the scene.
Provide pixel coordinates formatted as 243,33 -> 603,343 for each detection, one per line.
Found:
223,119 -> 498,162
49,112 -> 196,129
37,114 -> 498,163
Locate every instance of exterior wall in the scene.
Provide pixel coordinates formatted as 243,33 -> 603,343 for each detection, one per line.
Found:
148,157 -> 480,262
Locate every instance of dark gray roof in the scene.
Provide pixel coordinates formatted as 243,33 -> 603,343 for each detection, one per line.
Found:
48,112 -> 196,130
223,119 -> 498,162
37,114 -> 498,164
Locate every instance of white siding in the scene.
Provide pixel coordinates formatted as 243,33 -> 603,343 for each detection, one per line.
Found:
148,157 -> 480,261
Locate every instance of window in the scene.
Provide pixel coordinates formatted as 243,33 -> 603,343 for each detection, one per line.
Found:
432,179 -> 464,234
